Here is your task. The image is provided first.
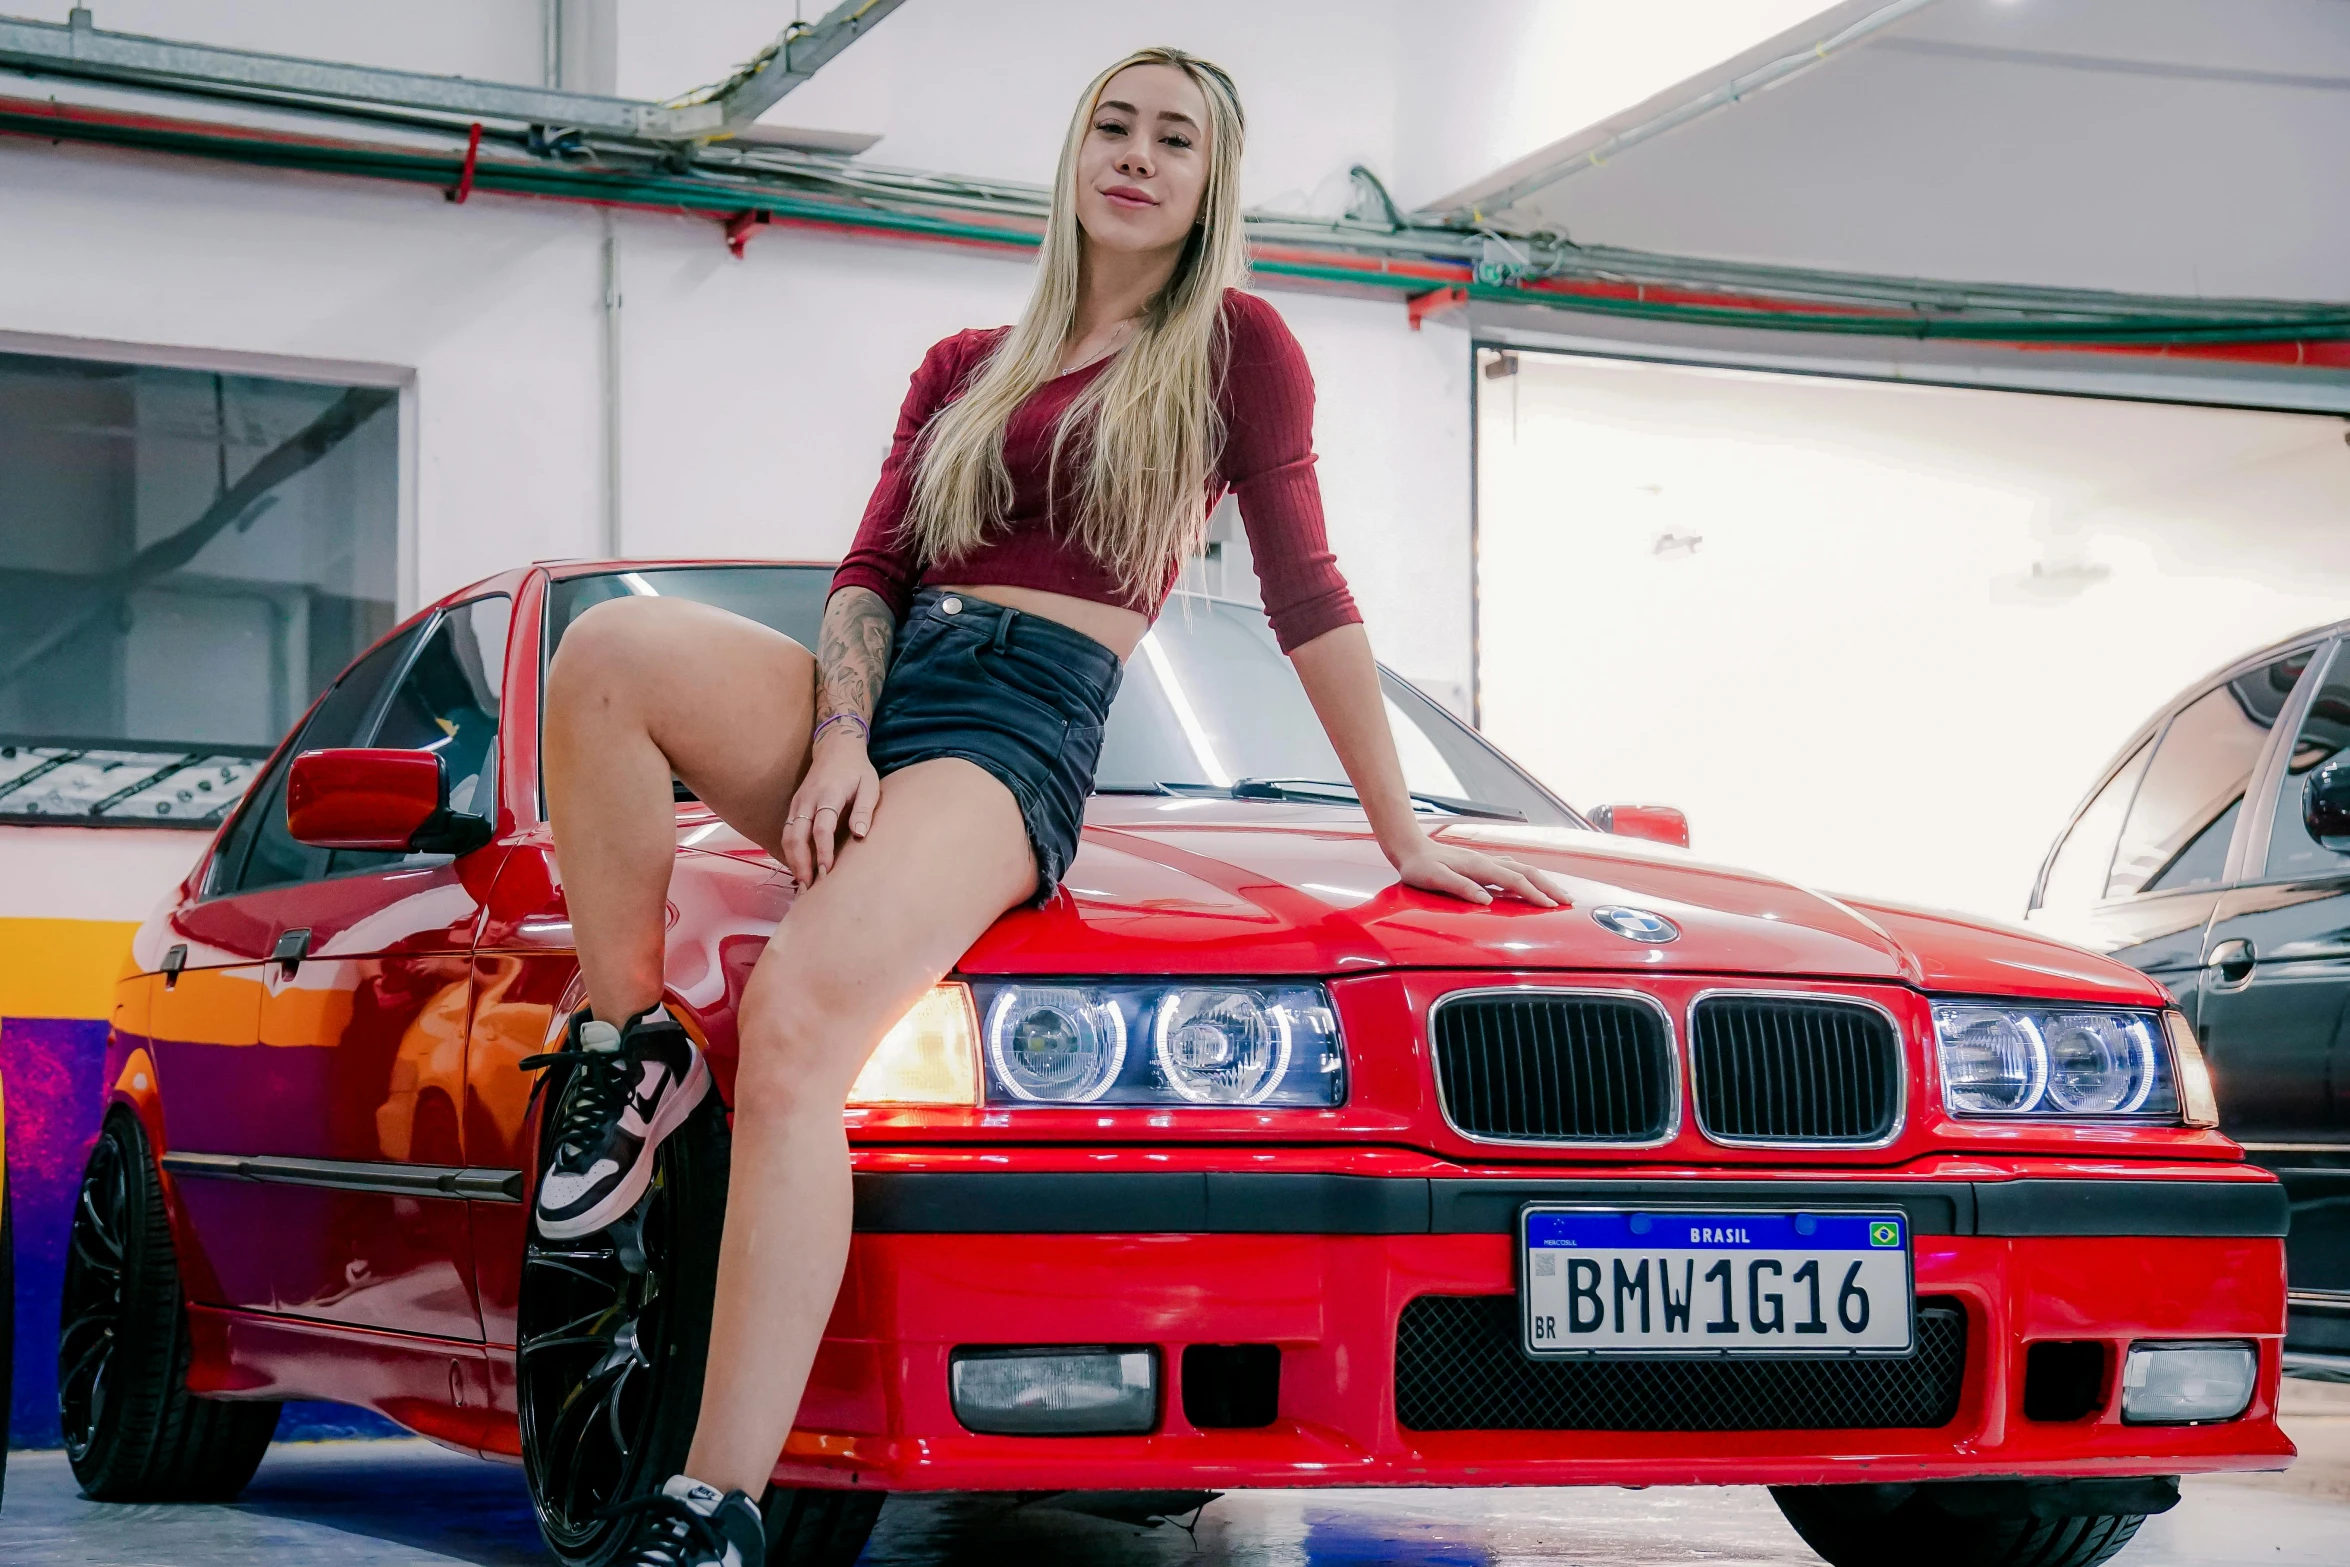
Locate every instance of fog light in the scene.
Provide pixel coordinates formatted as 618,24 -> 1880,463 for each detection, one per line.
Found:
949,1347 -> 1156,1435
2121,1341 -> 2256,1424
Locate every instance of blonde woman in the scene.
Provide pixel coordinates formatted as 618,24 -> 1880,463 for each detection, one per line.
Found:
536,46 -> 1568,1566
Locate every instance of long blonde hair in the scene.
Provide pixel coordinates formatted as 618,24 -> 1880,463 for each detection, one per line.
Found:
903,47 -> 1249,599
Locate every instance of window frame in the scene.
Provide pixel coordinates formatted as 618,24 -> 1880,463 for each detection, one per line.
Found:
2028,731 -> 2155,918
2039,639 -> 2329,914
198,593 -> 512,900
2233,634 -> 2350,890
202,615 -> 430,899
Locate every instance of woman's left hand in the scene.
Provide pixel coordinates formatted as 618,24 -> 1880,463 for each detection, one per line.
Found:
1389,832 -> 1573,908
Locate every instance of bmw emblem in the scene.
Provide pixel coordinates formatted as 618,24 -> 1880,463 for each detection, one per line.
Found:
1592,905 -> 1679,944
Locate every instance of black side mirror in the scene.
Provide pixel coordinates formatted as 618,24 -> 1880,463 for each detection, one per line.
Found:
2306,756 -> 2350,852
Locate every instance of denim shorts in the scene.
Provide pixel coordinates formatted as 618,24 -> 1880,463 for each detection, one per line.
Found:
868,588 -> 1123,905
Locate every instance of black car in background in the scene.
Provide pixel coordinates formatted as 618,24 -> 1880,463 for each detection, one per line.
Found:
2028,621 -> 2350,1376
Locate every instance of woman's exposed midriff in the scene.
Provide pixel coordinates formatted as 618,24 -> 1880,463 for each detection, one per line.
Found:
934,583 -> 1149,661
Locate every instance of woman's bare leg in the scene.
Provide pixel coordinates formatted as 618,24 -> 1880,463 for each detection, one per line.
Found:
683,756 -> 1036,1494
542,595 -> 816,1022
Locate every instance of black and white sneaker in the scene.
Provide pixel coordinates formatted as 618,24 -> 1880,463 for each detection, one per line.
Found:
602,1475 -> 764,1567
524,1004 -> 709,1240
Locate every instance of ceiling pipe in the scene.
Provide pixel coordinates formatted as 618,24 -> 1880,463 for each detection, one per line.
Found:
4,86 -> 2348,359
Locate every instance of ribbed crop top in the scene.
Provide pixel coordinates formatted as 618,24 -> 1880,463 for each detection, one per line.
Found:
831,288 -> 1360,654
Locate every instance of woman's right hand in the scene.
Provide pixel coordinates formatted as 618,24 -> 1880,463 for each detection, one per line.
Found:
782,728 -> 882,885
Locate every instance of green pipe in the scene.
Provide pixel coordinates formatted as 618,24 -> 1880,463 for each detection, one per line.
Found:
9,102 -> 2349,346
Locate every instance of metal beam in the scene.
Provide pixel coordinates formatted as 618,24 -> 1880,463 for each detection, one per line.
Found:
689,0 -> 908,138
0,4 -> 899,142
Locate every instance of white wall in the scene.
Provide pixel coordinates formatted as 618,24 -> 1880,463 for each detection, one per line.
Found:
1477,351 -> 2350,923
7,0 -> 547,79
0,0 -> 2013,928
0,11 -> 1484,920
0,135 -> 1476,681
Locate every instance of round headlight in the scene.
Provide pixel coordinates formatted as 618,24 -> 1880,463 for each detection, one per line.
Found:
1935,1005 -> 2046,1114
1152,989 -> 1291,1105
2043,1012 -> 2156,1114
986,987 -> 1126,1102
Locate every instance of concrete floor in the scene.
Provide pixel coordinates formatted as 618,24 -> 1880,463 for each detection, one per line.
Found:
5,1385 -> 2346,1567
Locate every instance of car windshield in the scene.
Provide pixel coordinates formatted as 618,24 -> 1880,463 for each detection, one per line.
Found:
544,566 -> 1579,827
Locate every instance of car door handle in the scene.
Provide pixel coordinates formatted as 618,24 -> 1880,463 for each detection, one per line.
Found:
2205,938 -> 2255,986
272,927 -> 313,977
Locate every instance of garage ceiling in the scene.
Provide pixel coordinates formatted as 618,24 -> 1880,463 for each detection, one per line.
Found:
1438,0 -> 2350,304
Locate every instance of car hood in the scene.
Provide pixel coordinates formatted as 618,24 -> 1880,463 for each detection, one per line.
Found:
681,798 -> 2158,1003
904,799 -> 2157,1004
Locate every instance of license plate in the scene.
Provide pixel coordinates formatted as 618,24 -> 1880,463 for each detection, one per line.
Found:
1518,1206 -> 1913,1357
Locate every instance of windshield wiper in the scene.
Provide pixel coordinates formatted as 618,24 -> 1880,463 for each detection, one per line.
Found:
1098,778 -> 1526,821
1225,777 -> 1526,821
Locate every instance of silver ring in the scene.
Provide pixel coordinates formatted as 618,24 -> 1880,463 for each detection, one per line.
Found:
814,805 -> 839,817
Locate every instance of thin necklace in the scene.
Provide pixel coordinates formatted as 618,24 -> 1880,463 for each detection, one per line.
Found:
1061,316 -> 1138,376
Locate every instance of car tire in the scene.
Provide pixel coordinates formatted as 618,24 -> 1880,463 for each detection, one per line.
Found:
1772,1482 -> 2156,1567
762,1485 -> 887,1567
519,1088 -> 883,1567
59,1110 -> 282,1501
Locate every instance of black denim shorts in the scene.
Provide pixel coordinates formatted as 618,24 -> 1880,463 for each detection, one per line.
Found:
867,588 -> 1123,905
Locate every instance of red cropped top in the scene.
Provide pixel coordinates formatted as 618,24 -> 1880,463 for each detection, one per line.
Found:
831,289 -> 1360,653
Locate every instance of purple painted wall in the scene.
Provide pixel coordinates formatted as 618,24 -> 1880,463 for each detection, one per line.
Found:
5,1016 -> 395,1448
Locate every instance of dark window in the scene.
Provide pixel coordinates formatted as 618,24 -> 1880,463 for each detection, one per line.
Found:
2036,740 -> 2150,918
2108,652 -> 2312,898
544,567 -> 830,662
212,620 -> 423,896
2263,639 -> 2350,882
332,596 -> 509,875
1096,595 -> 1576,825
538,565 -> 1576,829
0,351 -> 398,825
370,596 -> 508,819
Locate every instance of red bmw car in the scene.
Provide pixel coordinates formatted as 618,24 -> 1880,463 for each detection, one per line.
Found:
62,561 -> 2290,1567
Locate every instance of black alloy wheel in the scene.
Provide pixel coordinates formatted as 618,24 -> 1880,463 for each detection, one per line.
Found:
59,1110 -> 280,1499
516,1088 -> 883,1566
1772,1479 -> 2171,1567
518,1087 -> 719,1565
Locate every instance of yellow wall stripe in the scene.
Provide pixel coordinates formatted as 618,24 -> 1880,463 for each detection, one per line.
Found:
0,915 -> 139,1021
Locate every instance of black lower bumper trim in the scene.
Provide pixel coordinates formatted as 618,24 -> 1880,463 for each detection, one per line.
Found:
851,1172 -> 2283,1238
1973,1178 -> 2288,1238
852,1172 -> 1429,1235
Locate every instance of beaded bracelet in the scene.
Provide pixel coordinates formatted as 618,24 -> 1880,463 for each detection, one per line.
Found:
812,712 -> 870,746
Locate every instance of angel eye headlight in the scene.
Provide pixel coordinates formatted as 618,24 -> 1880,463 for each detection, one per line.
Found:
1934,1005 -> 2046,1114
986,986 -> 1126,1102
1153,989 -> 1290,1105
972,982 -> 1343,1107
1931,1001 -> 2178,1121
2043,1012 -> 2157,1114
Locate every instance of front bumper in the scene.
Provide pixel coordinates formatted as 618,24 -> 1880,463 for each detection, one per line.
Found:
774,1156 -> 2293,1492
